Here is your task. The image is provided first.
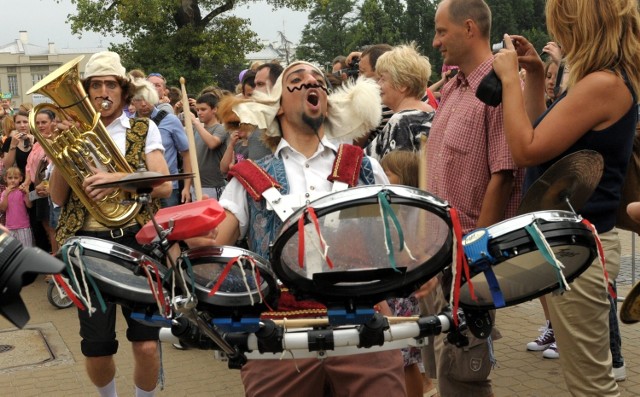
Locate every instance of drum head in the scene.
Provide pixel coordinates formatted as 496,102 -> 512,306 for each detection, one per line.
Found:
270,185 -> 452,305
180,246 -> 278,316
62,237 -> 169,306
459,211 -> 596,310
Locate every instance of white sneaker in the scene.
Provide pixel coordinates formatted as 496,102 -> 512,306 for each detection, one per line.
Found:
527,322 -> 555,351
542,342 -> 559,359
613,365 -> 626,382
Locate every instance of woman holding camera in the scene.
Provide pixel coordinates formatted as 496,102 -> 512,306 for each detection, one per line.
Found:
2,110 -> 33,174
493,0 -> 640,395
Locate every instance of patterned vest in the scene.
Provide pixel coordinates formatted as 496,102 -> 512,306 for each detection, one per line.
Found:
246,152 -> 376,260
55,118 -> 160,244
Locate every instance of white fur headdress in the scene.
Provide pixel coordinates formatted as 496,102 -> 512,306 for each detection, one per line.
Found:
231,61 -> 382,142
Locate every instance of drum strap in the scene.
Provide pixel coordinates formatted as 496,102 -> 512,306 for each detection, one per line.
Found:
228,144 -> 366,221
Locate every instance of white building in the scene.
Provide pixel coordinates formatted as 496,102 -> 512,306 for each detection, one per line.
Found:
0,31 -> 103,108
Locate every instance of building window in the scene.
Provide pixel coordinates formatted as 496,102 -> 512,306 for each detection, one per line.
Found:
8,75 -> 18,97
31,66 -> 49,86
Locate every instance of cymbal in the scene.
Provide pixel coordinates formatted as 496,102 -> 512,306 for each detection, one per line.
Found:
517,150 -> 604,215
92,172 -> 194,190
620,280 -> 640,324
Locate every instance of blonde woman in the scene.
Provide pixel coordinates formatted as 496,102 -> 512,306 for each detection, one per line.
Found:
374,43 -> 434,158
494,0 -> 640,394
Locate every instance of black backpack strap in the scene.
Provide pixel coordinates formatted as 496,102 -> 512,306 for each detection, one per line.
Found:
151,110 -> 169,126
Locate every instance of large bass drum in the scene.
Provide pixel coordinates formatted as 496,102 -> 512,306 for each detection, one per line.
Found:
270,185 -> 452,306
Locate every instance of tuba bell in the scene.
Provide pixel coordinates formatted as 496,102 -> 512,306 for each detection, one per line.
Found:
26,55 -> 141,227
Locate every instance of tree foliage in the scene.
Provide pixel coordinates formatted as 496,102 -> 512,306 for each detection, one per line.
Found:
297,0 -> 551,79
296,0 -> 358,67
64,0 -> 313,92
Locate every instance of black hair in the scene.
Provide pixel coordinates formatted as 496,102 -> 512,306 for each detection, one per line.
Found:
196,93 -> 219,108
256,63 -> 284,85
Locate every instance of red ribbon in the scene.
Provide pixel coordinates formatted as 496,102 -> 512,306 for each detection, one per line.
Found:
297,207 -> 334,270
141,260 -> 170,317
581,219 -> 615,299
450,208 -> 475,326
53,273 -> 85,311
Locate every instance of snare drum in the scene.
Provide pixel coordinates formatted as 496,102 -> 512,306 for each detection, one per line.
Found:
459,210 -> 596,310
270,185 -> 452,306
179,246 -> 279,317
60,236 -> 169,309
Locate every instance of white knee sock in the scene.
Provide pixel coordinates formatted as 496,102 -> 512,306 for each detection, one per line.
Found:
135,386 -> 156,397
97,378 -> 117,397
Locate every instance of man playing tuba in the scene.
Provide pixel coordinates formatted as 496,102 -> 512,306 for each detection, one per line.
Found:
49,51 -> 171,397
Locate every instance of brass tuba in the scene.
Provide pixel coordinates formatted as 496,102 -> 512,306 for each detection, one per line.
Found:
27,55 -> 141,227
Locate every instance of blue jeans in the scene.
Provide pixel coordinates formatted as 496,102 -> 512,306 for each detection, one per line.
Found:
160,189 -> 182,208
608,282 -> 624,368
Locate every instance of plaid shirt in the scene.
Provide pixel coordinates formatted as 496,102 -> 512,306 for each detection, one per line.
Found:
426,57 -> 523,233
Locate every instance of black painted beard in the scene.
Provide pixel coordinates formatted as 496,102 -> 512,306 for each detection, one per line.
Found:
302,113 -> 324,134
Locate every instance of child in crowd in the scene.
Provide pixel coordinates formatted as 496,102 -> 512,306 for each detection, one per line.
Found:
0,166 -> 33,246
381,150 -> 437,397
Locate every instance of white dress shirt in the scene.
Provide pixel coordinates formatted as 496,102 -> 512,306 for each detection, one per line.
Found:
219,137 -> 388,238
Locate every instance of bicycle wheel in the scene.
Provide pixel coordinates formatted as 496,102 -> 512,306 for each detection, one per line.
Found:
47,282 -> 73,309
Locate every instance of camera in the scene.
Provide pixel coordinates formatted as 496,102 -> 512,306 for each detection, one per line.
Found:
492,40 -> 506,54
0,229 -> 65,328
334,57 -> 360,80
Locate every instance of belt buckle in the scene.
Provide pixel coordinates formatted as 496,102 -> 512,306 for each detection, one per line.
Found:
110,228 -> 125,239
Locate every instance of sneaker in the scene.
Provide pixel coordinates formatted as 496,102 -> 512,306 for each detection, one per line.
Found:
172,342 -> 188,351
527,322 -> 555,351
613,365 -> 626,382
542,342 -> 559,359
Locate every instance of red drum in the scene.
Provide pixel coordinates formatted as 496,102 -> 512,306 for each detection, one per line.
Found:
136,199 -> 226,244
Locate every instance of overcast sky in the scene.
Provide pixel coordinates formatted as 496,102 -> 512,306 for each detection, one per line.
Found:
4,0 -> 308,49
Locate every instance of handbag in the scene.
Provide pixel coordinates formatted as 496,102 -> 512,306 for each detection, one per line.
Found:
615,127 -> 640,234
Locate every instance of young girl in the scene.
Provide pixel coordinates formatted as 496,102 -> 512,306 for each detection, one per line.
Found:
381,150 -> 437,397
0,166 -> 33,247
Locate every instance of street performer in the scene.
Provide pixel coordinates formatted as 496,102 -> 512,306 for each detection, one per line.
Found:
209,61 -> 407,396
50,51 -> 171,397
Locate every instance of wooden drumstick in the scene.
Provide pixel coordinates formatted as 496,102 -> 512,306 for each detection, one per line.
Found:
418,134 -> 428,241
419,134 -> 428,190
270,316 -> 420,328
180,77 -> 202,201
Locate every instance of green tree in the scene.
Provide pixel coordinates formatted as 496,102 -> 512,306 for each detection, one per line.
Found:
487,0 -> 550,60
64,0 -> 313,92
295,0 -> 358,68
403,0 -> 439,80
350,0 -> 406,49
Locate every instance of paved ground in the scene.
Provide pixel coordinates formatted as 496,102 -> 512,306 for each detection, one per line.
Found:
1,232 -> 640,396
